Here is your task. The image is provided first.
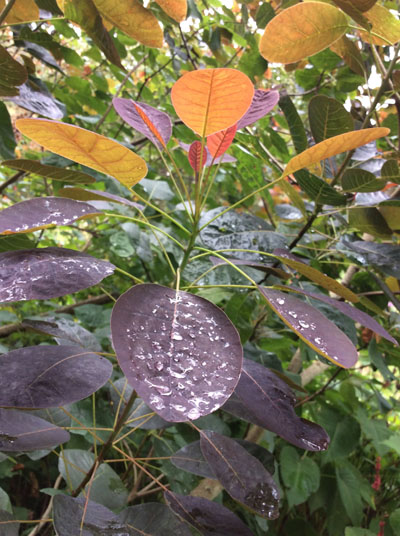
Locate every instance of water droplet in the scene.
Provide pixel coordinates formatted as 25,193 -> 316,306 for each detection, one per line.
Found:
172,333 -> 183,341
277,298 -> 285,305
288,311 -> 297,318
299,320 -> 309,329
187,408 -> 201,420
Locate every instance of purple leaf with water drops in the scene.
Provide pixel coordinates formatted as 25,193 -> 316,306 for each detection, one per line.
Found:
0,196 -> 100,235
0,247 -> 115,303
113,98 -> 172,150
226,358 -> 330,451
110,283 -> 243,422
258,287 -> 359,368
0,409 -> 70,451
237,89 -> 280,129
165,492 -> 255,536
200,430 -> 280,519
179,142 -> 237,165
58,187 -> 144,210
0,345 -> 112,408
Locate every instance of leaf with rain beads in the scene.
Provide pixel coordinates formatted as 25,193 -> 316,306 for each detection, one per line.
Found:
258,287 -> 358,368
0,247 -> 115,303
200,430 -> 280,519
0,345 -> 112,409
165,492 -> 255,536
110,283 -> 243,422
225,359 -> 330,451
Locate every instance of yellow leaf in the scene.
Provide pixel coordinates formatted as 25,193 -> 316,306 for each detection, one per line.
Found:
154,0 -> 187,22
259,2 -> 349,64
330,36 -> 365,77
283,128 -> 389,178
171,68 -> 254,137
0,0 -> 39,24
92,0 -> 163,48
16,119 -> 147,188
359,4 -> 400,46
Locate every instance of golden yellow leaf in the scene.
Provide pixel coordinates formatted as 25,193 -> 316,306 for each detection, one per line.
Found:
154,0 -> 187,22
0,0 -> 39,24
92,0 -> 163,48
359,4 -> 400,46
283,128 -> 390,178
259,2 -> 349,64
16,119 -> 147,188
171,68 -> 254,137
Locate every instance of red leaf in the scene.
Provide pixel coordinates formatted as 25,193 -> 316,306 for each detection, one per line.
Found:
207,124 -> 237,158
188,141 -> 207,172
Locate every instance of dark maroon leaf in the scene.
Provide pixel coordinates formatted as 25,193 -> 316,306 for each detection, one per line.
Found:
0,196 -> 99,234
228,359 -> 330,451
277,285 -> 397,345
171,439 -> 274,478
0,409 -> 70,451
113,98 -> 172,150
209,256 -> 290,279
111,283 -> 243,422
0,345 -> 112,408
57,187 -> 144,210
200,430 -> 280,519
237,89 -> 280,129
179,142 -> 237,165
259,287 -> 358,368
165,492 -> 254,536
0,247 -> 115,303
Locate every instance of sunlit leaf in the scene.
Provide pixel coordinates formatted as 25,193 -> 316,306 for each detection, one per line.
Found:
200,430 -> 280,519
380,204 -> 400,232
308,96 -> 354,143
16,119 -> 147,187
0,45 -> 28,88
237,89 -> 280,129
0,346 -> 112,408
331,1 -> 371,29
92,0 -> 163,48
180,142 -> 236,166
349,207 -> 392,238
0,247 -> 115,303
113,98 -> 172,150
171,68 -> 254,137
330,36 -> 365,76
259,2 -> 348,64
154,0 -> 187,22
188,141 -> 207,172
58,187 -> 143,210
342,168 -> 386,192
207,124 -> 237,158
282,128 -> 390,178
0,0 -> 39,24
165,492 -> 254,536
359,4 -> 400,46
111,283 -> 242,422
0,409 -> 69,451
0,197 -> 100,235
1,159 -> 96,183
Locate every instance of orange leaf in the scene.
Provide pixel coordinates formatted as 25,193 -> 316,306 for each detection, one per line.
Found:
16,119 -> 147,188
188,141 -> 207,172
133,103 -> 166,148
359,4 -> 400,46
259,2 -> 348,64
92,0 -> 163,48
154,0 -> 187,22
171,68 -> 254,137
283,128 -> 390,178
207,124 -> 237,158
0,0 -> 39,24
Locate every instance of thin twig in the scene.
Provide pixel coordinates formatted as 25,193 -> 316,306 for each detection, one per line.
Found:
0,171 -> 26,194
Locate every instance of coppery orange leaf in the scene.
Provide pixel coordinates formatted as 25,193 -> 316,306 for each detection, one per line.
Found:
207,124 -> 237,158
154,0 -> 187,22
188,141 -> 207,172
0,0 -> 39,24
133,103 -> 166,148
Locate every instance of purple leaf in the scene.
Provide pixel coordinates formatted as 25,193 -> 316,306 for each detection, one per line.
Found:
110,283 -> 243,422
165,491 -> 254,536
113,98 -> 172,150
0,247 -> 115,303
0,345 -> 112,408
200,430 -> 280,519
259,287 -> 359,368
58,187 -> 144,210
227,359 -> 330,451
0,196 -> 100,234
0,409 -> 70,451
237,89 -> 280,129
179,142 -> 237,165
8,79 -> 65,119
278,285 -> 397,345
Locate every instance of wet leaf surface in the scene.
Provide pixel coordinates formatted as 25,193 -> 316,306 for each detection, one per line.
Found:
340,240 -> 400,278
165,491 -> 254,536
259,287 -> 359,367
0,345 -> 112,408
237,89 -> 280,129
0,247 -> 115,303
200,430 -> 280,518
0,409 -> 69,451
225,359 -> 330,451
0,196 -> 100,234
111,283 -> 242,422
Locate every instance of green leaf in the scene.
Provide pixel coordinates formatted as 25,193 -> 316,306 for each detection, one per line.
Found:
390,508 -> 400,533
0,488 -> 12,514
280,446 -> 320,508
0,45 -> 28,88
342,168 -> 386,192
381,433 -> 400,455
1,159 -> 96,183
369,339 -> 395,382
279,94 -> 308,154
336,461 -> 367,525
0,103 -> 16,159
381,159 -> 400,184
324,415 -> 360,462
344,528 -> 375,536
294,169 -> 348,206
309,96 -> 354,143
348,207 -> 393,239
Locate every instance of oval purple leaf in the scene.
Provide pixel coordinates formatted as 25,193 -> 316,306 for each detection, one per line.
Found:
110,283 -> 243,422
0,409 -> 70,451
0,247 -> 115,303
259,287 -> 359,368
230,359 -> 330,451
200,430 -> 280,519
113,98 -> 172,150
237,89 -> 280,129
165,491 -> 254,536
0,346 -> 112,408
0,196 -> 99,235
